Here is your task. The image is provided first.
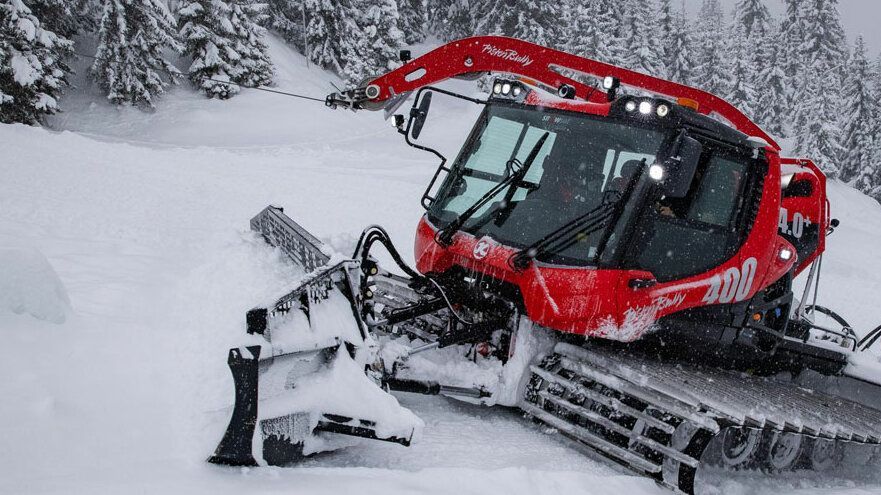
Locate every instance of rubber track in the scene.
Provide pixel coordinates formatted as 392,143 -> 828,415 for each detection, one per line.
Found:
523,342 -> 881,493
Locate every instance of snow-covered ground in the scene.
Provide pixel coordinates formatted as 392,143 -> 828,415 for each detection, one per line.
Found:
2,37 -> 880,495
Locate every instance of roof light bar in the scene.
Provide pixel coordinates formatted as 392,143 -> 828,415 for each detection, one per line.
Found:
490,78 -> 529,101
603,76 -> 621,101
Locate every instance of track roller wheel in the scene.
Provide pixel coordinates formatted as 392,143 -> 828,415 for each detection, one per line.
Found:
809,438 -> 843,471
764,432 -> 805,472
719,428 -> 762,468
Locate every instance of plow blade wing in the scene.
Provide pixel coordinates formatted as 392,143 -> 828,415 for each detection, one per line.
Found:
250,205 -> 330,272
209,208 -> 421,467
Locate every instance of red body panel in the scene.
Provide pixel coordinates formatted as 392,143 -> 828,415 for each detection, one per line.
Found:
415,188 -> 797,343
780,158 -> 829,274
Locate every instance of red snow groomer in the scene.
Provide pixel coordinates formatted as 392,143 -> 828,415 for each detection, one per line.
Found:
209,37 -> 881,492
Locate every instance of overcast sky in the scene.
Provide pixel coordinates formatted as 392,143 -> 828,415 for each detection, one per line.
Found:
683,0 -> 881,57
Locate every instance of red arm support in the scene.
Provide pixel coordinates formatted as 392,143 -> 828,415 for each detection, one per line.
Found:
353,36 -> 780,151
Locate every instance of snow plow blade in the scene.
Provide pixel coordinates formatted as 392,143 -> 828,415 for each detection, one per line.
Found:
208,207 -> 421,467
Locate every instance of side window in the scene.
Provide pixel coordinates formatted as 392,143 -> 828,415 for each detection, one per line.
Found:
685,156 -> 748,228
627,151 -> 754,282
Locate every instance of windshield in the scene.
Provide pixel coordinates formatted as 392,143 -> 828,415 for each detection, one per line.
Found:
428,104 -> 668,265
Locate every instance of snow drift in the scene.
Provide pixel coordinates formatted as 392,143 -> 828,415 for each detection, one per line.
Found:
0,246 -> 70,323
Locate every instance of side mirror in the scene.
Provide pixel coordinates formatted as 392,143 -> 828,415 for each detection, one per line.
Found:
410,91 -> 433,140
658,133 -> 702,198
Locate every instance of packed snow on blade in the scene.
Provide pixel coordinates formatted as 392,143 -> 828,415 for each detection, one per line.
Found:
208,209 -> 422,466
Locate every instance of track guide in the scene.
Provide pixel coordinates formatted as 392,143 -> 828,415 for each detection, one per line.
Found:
523,342 -> 881,493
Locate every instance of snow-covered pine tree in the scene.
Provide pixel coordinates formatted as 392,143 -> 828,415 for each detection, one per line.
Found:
564,0 -> 599,59
228,0 -> 273,87
790,0 -> 848,172
779,0 -> 803,80
733,0 -> 771,40
397,0 -> 425,44
263,0 -> 303,47
427,0 -> 472,41
856,145 -> 881,202
360,0 -> 404,72
25,0 -> 78,37
473,0 -> 507,37
91,0 -> 183,108
726,24 -> 757,119
342,0 -> 404,85
179,0 -> 239,98
692,0 -> 730,96
338,9 -> 372,84
657,0 -> 674,65
791,66 -> 844,177
838,36 -> 876,183
779,0 -> 806,123
856,167 -> 881,202
874,53 -> 881,106
0,0 -> 73,124
303,0 -> 344,73
799,0 -> 847,82
665,0 -> 693,85
565,0 -> 621,64
874,52 -> 881,146
477,0 -> 560,48
753,27 -> 787,137
621,0 -> 662,76
599,0 -> 628,66
74,0 -> 103,32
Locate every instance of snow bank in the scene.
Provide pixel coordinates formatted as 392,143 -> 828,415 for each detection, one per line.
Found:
0,246 -> 70,323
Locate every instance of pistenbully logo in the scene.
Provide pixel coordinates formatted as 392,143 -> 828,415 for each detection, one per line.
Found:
481,44 -> 534,67
473,239 -> 491,260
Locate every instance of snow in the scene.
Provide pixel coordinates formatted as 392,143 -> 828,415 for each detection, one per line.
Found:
10,53 -> 39,85
257,349 -> 423,457
15,16 -> 36,42
494,318 -> 558,407
388,334 -> 505,393
0,246 -> 71,323
1,35 -> 880,495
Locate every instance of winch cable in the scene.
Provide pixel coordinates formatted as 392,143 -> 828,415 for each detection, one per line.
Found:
72,52 -> 326,103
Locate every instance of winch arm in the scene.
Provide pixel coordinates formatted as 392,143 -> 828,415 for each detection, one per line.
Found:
325,35 -> 779,151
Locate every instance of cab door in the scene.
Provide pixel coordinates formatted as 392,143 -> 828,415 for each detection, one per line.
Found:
614,142 -> 768,334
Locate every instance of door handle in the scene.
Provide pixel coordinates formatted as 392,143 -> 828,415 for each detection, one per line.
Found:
628,277 -> 657,289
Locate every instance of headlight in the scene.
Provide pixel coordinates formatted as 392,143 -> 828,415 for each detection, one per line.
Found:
649,164 -> 665,181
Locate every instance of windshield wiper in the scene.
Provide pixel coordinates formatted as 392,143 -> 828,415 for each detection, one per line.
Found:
508,159 -> 646,270
436,131 -> 550,246
508,199 -> 617,270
